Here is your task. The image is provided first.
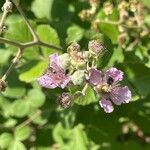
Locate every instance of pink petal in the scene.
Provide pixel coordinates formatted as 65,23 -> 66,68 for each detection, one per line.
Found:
111,86 -> 132,105
38,74 -> 57,89
88,68 -> 102,86
99,99 -> 114,113
60,75 -> 71,89
106,67 -> 124,82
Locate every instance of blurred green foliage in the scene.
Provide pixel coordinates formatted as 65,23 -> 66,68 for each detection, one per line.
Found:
0,0 -> 150,149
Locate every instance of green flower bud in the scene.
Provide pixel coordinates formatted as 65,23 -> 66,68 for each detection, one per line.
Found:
71,70 -> 85,85
58,53 -> 70,70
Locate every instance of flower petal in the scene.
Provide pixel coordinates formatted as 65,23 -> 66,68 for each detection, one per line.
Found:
106,67 -> 123,82
88,68 -> 102,86
111,86 -> 132,105
49,53 -> 63,71
38,74 -> 57,89
99,99 -> 114,113
60,75 -> 71,89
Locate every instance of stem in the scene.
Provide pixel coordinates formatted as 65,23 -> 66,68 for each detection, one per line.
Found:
16,110 -> 42,129
0,37 -> 22,47
12,0 -> 39,41
0,37 -> 62,50
1,48 -> 23,81
0,11 -> 8,35
100,20 -> 141,29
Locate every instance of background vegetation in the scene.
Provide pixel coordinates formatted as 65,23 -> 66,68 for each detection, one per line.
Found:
0,0 -> 150,149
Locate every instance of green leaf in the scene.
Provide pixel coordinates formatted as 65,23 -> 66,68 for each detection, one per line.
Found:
125,64 -> 150,98
66,25 -> 85,44
107,46 -> 124,67
11,100 -> 30,118
27,89 -> 45,108
140,0 -> 150,8
3,86 -> 26,99
37,25 -> 60,57
19,60 -> 48,83
144,15 -> 150,27
15,126 -> 32,141
5,17 -> 39,60
75,86 -> 97,106
72,124 -> 89,150
53,123 -> 71,145
4,119 -> 17,128
8,141 -> 26,150
0,133 -> 13,149
98,9 -> 119,43
0,49 -> 12,65
31,0 -> 54,20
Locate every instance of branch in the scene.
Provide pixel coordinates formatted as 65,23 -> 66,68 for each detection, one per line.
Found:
0,37 -> 62,50
0,0 -> 13,35
16,110 -> 42,129
1,48 -> 23,81
12,0 -> 39,41
99,20 -> 141,29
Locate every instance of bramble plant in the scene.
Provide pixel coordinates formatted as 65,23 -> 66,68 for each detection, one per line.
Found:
0,0 -> 150,149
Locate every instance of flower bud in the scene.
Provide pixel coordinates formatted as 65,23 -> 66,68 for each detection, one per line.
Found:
2,1 -> 13,12
58,53 -> 70,70
71,70 -> 85,85
67,42 -> 80,54
0,79 -> 6,92
57,93 -> 72,108
88,40 -> 106,56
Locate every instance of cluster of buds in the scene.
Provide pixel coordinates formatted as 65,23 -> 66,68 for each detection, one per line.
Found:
38,40 -> 131,113
117,0 -> 148,46
79,0 -> 99,21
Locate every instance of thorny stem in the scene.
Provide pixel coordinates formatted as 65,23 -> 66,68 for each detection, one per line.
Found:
0,0 -> 62,83
12,0 -> 39,41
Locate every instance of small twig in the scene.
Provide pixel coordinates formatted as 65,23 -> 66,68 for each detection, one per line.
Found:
1,48 -> 23,81
0,37 -> 22,47
12,0 -> 39,41
99,20 -> 141,29
0,0 -> 62,84
0,37 -> 62,50
16,110 -> 42,129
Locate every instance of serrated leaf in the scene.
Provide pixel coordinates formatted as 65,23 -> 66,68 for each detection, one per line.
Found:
37,25 -> 61,57
31,0 -> 54,20
19,60 -> 48,83
66,25 -> 85,44
5,18 -> 39,60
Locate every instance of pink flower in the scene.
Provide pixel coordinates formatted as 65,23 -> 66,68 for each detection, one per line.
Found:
88,67 -> 131,113
38,54 -> 71,89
